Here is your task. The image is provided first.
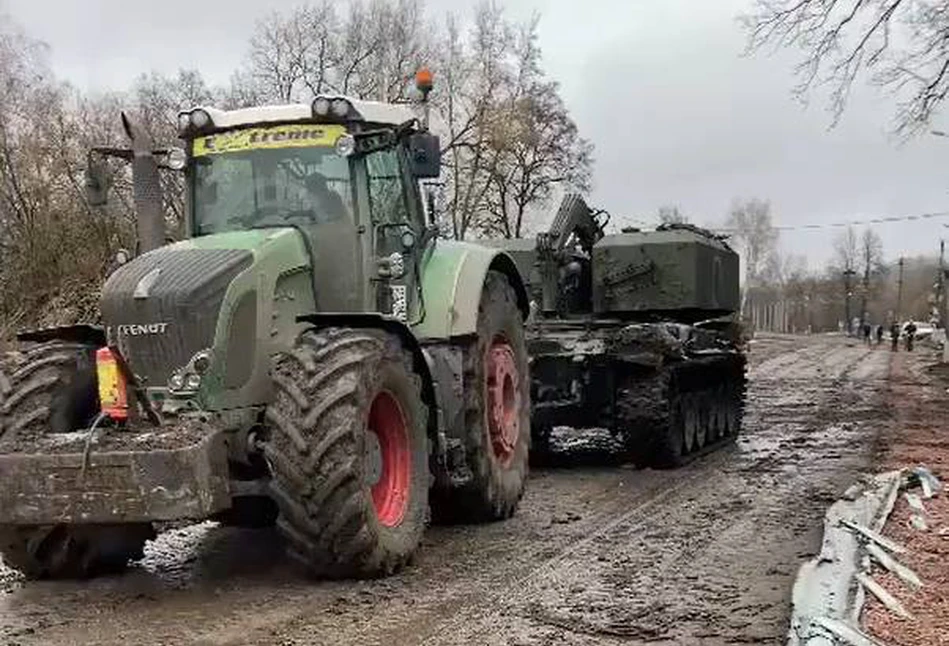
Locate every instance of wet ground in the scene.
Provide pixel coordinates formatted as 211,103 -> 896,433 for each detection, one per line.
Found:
0,333 -> 895,645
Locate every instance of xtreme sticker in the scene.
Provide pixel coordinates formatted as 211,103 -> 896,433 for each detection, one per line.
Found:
193,124 -> 347,157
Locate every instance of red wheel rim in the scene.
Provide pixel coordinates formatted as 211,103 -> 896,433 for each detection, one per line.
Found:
367,391 -> 411,527
486,336 -> 521,466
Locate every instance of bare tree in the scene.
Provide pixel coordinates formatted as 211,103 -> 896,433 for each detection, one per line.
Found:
0,16 -> 131,332
433,5 -> 502,239
762,250 -> 808,286
832,226 -> 860,332
476,15 -> 593,239
241,0 -> 432,104
833,225 -> 859,273
725,197 -> 779,312
434,3 -> 593,240
658,204 -> 688,224
741,0 -> 949,136
858,226 -> 885,328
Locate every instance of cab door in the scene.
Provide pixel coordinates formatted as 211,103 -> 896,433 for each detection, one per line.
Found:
364,146 -> 423,323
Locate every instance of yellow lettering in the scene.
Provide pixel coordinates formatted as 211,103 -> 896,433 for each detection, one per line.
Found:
193,123 -> 346,157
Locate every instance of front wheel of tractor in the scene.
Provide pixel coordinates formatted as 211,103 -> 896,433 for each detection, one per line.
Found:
264,327 -> 429,579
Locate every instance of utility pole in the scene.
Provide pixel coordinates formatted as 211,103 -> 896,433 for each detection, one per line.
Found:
940,239 -> 946,327
938,240 -> 949,363
896,257 -> 904,322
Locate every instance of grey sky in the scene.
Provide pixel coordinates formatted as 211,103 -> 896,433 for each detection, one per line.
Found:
5,0 -> 949,269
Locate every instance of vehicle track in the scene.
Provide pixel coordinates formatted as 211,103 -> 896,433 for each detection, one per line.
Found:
0,334 -> 894,646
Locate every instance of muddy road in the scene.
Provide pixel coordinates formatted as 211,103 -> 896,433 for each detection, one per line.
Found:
0,334 -> 893,645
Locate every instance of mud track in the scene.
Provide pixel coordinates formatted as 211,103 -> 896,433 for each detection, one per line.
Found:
0,334 -> 894,645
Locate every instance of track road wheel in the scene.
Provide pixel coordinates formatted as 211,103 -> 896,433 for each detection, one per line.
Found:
1,341 -> 99,439
431,270 -> 529,524
710,385 -> 727,442
0,524 -> 155,579
715,384 -> 731,442
653,379 -> 686,468
681,392 -> 697,455
724,382 -> 741,438
694,392 -> 708,449
265,327 -> 429,579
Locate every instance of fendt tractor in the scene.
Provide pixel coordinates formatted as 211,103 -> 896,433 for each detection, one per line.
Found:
0,70 -> 532,580
488,194 -> 747,467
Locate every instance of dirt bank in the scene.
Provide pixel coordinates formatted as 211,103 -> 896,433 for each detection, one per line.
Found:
863,347 -> 949,646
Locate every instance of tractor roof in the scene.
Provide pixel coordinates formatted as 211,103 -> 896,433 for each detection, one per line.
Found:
185,96 -> 419,132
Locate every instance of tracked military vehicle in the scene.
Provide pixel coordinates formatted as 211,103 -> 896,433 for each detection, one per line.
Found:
0,71 -> 531,580
488,194 -> 746,466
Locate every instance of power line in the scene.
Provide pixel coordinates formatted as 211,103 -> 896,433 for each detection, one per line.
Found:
713,209 -> 949,233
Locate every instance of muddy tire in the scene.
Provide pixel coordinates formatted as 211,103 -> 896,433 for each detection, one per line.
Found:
0,340 -> 155,579
264,327 -> 429,579
215,496 -> 279,528
1,341 -> 99,439
431,270 -> 530,524
0,523 -> 155,579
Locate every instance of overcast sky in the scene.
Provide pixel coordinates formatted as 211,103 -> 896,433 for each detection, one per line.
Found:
4,0 -> 949,269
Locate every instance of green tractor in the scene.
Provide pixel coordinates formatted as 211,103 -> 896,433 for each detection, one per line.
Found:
0,71 -> 531,580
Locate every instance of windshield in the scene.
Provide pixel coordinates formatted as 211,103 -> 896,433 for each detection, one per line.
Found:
191,124 -> 353,235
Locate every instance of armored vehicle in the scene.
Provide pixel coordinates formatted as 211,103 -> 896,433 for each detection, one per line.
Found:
489,194 -> 746,466
0,71 -> 531,580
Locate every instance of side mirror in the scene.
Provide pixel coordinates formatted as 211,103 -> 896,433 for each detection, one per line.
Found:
407,133 -> 441,179
84,163 -> 110,207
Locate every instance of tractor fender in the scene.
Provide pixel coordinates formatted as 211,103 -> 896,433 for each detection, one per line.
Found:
414,240 -> 529,342
16,324 -> 106,347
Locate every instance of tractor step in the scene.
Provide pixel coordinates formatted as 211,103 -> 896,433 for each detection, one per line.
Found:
0,426 -> 230,525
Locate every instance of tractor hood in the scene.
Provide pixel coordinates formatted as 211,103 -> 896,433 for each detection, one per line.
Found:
100,228 -> 309,392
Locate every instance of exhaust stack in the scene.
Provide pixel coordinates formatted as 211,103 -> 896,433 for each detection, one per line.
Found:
121,112 -> 166,254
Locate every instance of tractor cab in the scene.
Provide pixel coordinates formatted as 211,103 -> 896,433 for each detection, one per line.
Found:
176,90 -> 441,318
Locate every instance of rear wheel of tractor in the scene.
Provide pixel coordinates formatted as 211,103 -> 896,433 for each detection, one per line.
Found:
0,524 -> 155,579
431,270 -> 529,524
265,327 -> 429,579
0,341 -> 155,579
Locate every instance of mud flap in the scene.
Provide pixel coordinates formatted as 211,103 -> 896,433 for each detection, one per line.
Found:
0,431 -> 231,525
422,343 -> 472,488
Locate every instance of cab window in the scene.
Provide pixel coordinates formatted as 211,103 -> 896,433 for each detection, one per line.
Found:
365,148 -> 410,227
